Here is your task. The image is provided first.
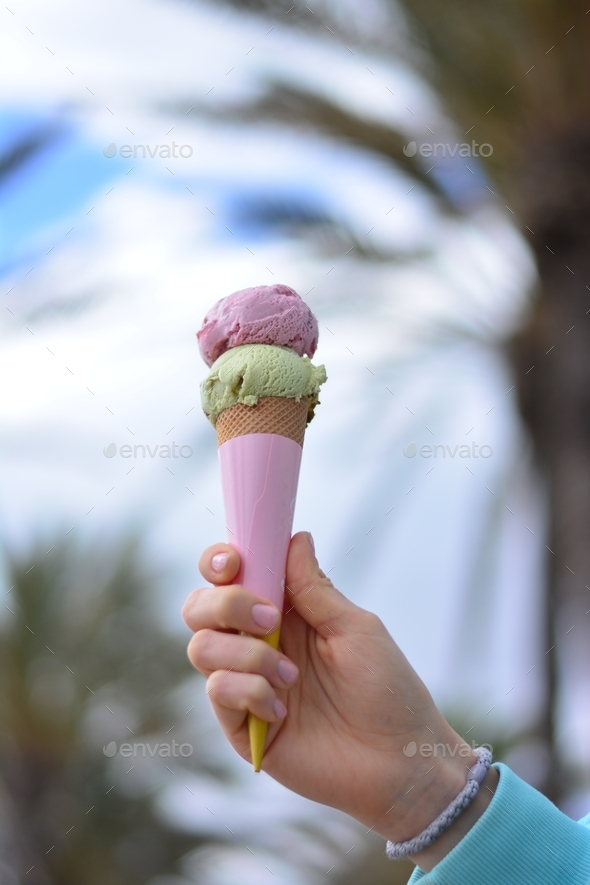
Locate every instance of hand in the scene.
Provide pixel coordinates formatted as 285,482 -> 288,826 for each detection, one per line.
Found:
182,532 -> 494,864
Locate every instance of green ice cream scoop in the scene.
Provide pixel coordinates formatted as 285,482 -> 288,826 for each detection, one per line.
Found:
201,343 -> 327,426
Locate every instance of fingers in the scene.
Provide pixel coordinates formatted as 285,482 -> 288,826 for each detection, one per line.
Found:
207,671 -> 288,732
199,543 -> 241,586
188,629 -> 299,689
285,532 -> 359,636
182,584 -> 281,636
195,535 -> 356,641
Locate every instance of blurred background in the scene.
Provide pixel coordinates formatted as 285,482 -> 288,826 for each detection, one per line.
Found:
2,0 -> 590,882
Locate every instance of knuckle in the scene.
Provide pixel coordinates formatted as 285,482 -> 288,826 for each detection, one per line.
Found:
359,609 -> 383,633
189,628 -> 215,665
186,635 -> 201,670
249,674 -> 270,705
206,669 -> 232,697
205,672 -> 221,699
181,587 -> 205,626
216,586 -> 242,629
244,642 -> 266,672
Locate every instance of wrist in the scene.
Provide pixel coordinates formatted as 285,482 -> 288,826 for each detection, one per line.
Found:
409,764 -> 499,871
374,728 -> 480,844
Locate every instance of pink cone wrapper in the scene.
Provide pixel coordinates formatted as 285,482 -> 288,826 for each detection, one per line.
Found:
218,433 -> 303,610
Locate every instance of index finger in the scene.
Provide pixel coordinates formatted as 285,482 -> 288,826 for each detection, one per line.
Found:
182,584 -> 280,636
199,543 -> 241,585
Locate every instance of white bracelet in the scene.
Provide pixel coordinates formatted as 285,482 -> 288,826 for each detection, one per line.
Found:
386,746 -> 493,860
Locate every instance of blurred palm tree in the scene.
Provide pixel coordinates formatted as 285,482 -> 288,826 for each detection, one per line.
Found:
0,537 -> 202,885
391,0 -> 590,806
198,0 -> 590,802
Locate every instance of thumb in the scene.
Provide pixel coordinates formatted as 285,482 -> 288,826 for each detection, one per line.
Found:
285,532 -> 357,637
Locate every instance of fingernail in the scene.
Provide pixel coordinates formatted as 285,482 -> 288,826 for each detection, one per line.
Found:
273,698 -> 287,718
251,604 -> 279,629
308,532 -> 315,553
277,659 -> 298,684
211,552 -> 229,573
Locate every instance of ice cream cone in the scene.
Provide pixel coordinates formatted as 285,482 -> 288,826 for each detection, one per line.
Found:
216,395 -> 309,447
198,285 -> 326,773
217,396 -> 308,770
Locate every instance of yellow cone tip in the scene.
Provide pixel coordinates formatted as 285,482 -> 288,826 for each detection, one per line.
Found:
248,629 -> 280,771
249,713 -> 268,772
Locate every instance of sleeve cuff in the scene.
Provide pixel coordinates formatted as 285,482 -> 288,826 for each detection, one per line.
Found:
408,763 -> 590,885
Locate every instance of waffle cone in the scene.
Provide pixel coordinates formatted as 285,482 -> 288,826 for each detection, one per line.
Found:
216,396 -> 308,447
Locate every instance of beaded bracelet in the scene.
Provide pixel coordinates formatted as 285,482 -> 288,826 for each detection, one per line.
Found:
386,746 -> 493,860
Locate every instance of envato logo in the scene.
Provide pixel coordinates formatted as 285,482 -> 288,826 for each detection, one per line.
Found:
402,741 -> 493,758
103,142 -> 193,159
103,740 -> 193,758
103,442 -> 193,459
403,442 -> 493,459
403,141 -> 493,158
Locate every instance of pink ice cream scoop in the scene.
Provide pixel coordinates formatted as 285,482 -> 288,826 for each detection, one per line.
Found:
197,283 -> 318,367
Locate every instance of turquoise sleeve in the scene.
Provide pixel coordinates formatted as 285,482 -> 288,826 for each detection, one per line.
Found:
408,763 -> 590,884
